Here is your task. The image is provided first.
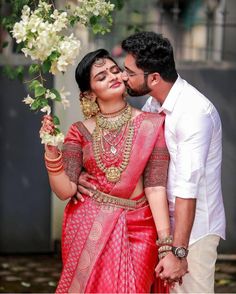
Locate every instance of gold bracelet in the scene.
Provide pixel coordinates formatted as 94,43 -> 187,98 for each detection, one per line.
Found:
156,235 -> 173,246
158,245 -> 172,253
158,251 -> 170,260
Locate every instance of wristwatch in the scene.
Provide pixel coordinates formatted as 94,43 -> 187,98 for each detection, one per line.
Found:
172,246 -> 189,258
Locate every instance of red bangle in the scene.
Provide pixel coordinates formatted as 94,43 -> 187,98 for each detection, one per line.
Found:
46,165 -> 64,175
44,151 -> 62,163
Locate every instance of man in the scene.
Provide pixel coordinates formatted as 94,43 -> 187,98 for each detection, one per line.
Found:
120,31 -> 226,293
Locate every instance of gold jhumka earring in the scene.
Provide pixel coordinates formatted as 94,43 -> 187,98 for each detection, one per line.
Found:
80,92 -> 100,119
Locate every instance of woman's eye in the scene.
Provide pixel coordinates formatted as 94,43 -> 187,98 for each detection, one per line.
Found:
98,75 -> 106,81
112,67 -> 120,74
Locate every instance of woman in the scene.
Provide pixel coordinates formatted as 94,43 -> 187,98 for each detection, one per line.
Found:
41,49 -> 171,293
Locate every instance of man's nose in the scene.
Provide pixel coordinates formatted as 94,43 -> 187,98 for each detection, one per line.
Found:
121,71 -> 129,81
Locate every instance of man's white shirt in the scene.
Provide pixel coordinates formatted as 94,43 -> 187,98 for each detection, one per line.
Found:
142,76 -> 226,245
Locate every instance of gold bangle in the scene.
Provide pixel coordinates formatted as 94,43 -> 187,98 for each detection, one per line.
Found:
158,245 -> 172,253
156,235 -> 173,246
158,251 -> 170,260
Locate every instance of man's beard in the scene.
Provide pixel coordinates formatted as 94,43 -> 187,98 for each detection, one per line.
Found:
126,80 -> 151,97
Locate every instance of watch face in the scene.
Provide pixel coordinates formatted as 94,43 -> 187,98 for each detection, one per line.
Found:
176,247 -> 187,258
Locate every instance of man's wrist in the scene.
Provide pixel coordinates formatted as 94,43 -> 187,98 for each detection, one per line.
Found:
171,246 -> 189,258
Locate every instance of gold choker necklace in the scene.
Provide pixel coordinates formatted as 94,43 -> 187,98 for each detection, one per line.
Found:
96,104 -> 132,131
100,103 -> 127,117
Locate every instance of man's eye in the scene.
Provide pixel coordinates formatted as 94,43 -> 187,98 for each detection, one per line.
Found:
124,69 -> 134,75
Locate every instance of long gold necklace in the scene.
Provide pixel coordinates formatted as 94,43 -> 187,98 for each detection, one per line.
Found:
96,104 -> 132,131
101,124 -> 127,156
93,113 -> 134,182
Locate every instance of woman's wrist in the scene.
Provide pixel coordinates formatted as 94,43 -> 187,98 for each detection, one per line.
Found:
44,151 -> 64,175
45,145 -> 60,159
45,150 -> 60,160
156,235 -> 173,260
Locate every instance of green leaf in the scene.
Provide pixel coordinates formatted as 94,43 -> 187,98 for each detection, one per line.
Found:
35,85 -> 46,97
29,64 -> 40,75
30,99 -> 40,111
42,59 -> 51,74
2,65 -> 17,80
92,24 -> 104,34
53,115 -> 60,126
50,51 -> 61,62
54,127 -> 61,135
1,65 -> 24,81
42,51 -> 60,73
111,0 -> 125,10
29,80 -> 41,92
16,66 -> 24,81
39,99 -> 48,107
69,15 -> 80,27
90,15 -> 98,25
50,88 -> 61,102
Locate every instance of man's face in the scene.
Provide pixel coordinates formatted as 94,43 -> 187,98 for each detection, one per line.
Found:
123,54 -> 151,97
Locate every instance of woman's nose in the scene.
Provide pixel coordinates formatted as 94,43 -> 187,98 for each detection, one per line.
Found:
109,72 -> 118,80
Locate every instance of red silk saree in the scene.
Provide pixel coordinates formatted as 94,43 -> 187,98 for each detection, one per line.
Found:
56,112 -> 169,293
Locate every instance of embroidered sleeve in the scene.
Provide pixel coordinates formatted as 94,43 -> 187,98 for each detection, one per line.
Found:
62,123 -> 83,184
144,122 -> 170,188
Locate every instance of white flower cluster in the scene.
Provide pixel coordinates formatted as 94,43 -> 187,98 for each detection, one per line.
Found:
22,87 -> 70,145
13,0 -> 115,146
39,131 -> 65,146
22,87 -> 70,115
12,1 -> 80,74
73,0 -> 115,25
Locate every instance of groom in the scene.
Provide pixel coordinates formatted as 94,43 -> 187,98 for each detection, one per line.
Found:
77,31 -> 226,293
120,31 -> 226,293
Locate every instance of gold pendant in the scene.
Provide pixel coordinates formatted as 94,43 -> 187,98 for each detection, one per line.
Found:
105,166 -> 121,182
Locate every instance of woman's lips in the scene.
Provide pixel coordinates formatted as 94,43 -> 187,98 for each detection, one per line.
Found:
110,82 -> 121,88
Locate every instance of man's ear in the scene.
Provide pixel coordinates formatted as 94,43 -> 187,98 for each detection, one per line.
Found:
148,72 -> 161,87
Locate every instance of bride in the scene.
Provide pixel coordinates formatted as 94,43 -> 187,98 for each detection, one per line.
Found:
41,48 -> 171,293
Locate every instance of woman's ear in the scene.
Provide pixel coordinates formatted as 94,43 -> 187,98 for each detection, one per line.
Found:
84,91 -> 96,102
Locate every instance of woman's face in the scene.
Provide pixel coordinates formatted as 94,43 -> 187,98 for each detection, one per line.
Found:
89,58 -> 125,101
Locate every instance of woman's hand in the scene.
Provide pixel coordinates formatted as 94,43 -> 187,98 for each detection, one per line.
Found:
40,115 -> 59,158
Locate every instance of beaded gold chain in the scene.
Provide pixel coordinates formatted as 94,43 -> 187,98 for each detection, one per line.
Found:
92,121 -> 134,183
96,104 -> 132,131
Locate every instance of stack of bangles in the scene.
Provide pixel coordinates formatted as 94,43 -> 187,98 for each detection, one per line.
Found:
156,235 -> 173,260
44,151 -> 64,175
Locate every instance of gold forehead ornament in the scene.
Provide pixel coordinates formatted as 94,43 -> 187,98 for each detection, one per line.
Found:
94,58 -> 106,67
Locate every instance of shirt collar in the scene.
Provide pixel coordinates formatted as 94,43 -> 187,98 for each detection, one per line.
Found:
159,75 -> 185,114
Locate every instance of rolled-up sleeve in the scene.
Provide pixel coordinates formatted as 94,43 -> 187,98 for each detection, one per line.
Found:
173,112 -> 213,198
